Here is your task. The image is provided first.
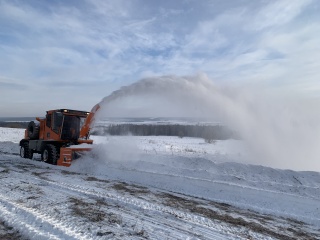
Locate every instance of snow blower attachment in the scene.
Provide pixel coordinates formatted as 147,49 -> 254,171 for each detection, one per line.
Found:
19,105 -> 100,167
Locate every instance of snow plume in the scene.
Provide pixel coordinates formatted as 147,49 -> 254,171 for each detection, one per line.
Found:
95,137 -> 140,163
94,74 -> 320,172
72,137 -> 141,174
95,73 -> 218,118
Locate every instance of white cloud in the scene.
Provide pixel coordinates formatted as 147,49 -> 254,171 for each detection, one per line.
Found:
251,0 -> 313,30
0,0 -> 319,116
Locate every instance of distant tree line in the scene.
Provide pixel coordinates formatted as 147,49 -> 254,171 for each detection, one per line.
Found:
92,124 -> 239,140
0,122 -> 28,128
0,121 -> 239,141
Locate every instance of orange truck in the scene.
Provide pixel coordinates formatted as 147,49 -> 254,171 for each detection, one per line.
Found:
19,104 -> 100,167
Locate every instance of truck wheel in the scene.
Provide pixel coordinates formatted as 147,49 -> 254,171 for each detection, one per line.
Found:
28,121 -> 40,140
20,142 -> 33,159
41,144 -> 58,165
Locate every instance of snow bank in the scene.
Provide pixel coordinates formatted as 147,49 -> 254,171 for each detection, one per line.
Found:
0,127 -> 24,143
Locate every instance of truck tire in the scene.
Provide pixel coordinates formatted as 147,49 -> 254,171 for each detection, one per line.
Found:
41,144 -> 58,165
28,121 -> 40,140
20,142 -> 33,159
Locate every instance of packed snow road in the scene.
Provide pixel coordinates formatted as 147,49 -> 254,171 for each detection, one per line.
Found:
0,127 -> 320,239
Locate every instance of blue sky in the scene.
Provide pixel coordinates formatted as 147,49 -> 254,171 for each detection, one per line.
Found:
0,0 -> 319,117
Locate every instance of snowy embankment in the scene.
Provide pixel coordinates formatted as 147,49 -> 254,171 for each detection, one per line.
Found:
76,135 -> 320,225
0,127 -> 320,239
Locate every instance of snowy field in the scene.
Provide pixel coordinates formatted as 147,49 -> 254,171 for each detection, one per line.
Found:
0,127 -> 319,239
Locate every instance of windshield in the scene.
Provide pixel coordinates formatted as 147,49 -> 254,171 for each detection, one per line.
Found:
61,115 -> 80,140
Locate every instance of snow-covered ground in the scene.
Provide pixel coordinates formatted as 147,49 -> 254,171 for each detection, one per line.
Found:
0,126 -> 319,239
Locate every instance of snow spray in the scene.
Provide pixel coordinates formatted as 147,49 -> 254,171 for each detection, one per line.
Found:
93,74 -> 320,172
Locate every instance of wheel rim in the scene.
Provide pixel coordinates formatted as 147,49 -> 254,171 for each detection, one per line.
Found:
43,150 -> 49,162
20,147 -> 25,157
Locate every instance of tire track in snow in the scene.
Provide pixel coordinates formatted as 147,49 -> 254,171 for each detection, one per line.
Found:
0,150 -> 19,156
38,175 -> 317,240
0,162 -> 292,239
38,178 -> 249,239
0,194 -> 93,240
4,159 -> 313,239
1,175 -> 230,240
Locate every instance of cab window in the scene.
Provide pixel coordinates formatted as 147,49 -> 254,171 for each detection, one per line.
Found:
53,112 -> 63,133
46,114 -> 52,128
